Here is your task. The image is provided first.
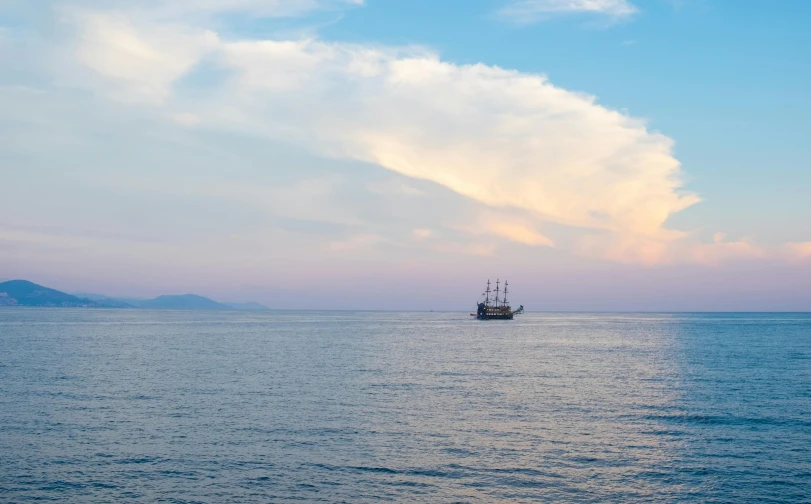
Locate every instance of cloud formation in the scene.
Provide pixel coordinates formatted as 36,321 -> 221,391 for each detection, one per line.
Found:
72,11 -> 219,103
62,6 -> 698,263
499,0 -> 638,22
9,0 -> 805,270
784,242 -> 811,262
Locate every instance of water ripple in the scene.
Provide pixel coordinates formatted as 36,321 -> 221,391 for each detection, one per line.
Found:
0,310 -> 809,502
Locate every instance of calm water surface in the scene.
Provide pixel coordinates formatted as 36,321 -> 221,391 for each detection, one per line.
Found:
1,310 -> 809,502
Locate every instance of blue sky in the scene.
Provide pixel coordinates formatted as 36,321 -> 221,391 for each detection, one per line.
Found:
1,0 -> 810,309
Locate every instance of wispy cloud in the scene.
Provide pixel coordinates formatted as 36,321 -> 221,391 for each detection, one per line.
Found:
70,11 -> 219,103
784,242 -> 811,262
686,233 -> 764,266
412,228 -> 433,241
499,0 -> 638,23
366,179 -> 428,198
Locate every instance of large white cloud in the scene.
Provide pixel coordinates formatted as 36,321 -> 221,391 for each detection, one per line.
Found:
63,7 -> 701,263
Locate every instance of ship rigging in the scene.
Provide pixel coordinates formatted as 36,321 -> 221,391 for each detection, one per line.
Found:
472,279 -> 524,320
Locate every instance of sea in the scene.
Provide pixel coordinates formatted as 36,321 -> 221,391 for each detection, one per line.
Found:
0,309 -> 809,503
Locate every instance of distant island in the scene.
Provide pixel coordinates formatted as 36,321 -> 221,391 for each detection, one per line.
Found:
0,280 -> 269,310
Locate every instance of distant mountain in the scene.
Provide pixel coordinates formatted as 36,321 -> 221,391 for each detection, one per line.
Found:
73,293 -> 256,310
72,292 -> 109,302
137,294 -> 232,310
0,292 -> 17,306
2,280 -> 266,310
72,293 -> 136,308
101,297 -> 150,307
0,280 -> 96,307
224,302 -> 269,311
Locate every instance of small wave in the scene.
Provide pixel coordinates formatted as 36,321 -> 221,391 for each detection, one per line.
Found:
348,466 -> 399,475
91,482 -> 118,489
38,480 -> 86,491
115,456 -> 163,465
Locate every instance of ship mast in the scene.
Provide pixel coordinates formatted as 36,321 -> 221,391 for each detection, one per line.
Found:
504,281 -> 509,307
495,279 -> 501,308
485,279 -> 491,307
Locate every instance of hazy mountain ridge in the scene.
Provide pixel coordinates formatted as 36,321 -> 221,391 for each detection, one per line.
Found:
72,293 -> 136,308
0,280 -> 97,307
137,294 -> 230,310
1,281 -> 268,310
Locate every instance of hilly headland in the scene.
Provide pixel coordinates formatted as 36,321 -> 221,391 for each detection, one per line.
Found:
0,280 -> 268,311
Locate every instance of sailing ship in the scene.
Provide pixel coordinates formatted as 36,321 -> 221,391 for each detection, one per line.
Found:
472,279 -> 524,320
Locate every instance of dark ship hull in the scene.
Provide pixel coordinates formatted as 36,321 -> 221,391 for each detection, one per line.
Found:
476,307 -> 515,320
472,279 -> 523,321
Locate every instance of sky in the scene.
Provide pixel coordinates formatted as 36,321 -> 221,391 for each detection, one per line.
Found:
1,0 -> 810,310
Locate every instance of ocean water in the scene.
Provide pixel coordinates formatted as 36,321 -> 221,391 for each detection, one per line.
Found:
0,310 -> 809,503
